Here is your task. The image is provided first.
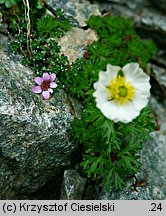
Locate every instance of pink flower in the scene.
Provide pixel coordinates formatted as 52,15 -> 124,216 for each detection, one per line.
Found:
32,72 -> 57,99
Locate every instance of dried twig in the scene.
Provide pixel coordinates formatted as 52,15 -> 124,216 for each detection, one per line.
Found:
22,0 -> 32,56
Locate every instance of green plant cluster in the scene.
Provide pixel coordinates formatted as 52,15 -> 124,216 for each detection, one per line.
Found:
11,33 -> 83,92
37,11 -> 72,38
86,15 -> 156,68
0,0 -> 19,8
1,1 -> 71,38
1,3 -> 157,191
72,105 -> 155,190
70,16 -> 156,190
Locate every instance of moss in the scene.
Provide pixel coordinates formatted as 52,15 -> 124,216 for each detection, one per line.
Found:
37,13 -> 72,38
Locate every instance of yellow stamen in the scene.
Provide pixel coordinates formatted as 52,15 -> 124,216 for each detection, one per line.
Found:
106,76 -> 136,105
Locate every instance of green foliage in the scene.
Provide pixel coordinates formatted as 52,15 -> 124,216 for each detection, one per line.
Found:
87,15 -> 156,68
11,33 -> 67,88
1,0 -> 46,35
70,16 -> 156,190
72,105 -> 155,190
2,3 -> 157,191
11,32 -> 84,93
0,0 -> 18,8
37,12 -> 72,38
63,16 -> 156,100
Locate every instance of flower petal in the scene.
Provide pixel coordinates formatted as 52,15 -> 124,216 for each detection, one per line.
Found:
99,101 -> 119,122
106,64 -> 121,75
123,63 -> 150,85
50,82 -> 57,88
34,77 -> 44,85
132,95 -> 149,112
134,83 -> 151,95
100,101 -> 140,123
50,73 -> 56,82
97,64 -> 120,87
93,84 -> 108,105
43,72 -> 50,81
32,86 -> 42,94
122,63 -> 139,77
93,63 -> 151,123
116,103 -> 139,123
42,91 -> 50,99
48,88 -> 53,93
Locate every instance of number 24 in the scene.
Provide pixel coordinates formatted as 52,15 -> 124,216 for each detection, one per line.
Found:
150,203 -> 162,211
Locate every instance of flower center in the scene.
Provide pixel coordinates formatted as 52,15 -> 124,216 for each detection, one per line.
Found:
119,86 -> 127,97
40,81 -> 50,91
106,75 -> 136,105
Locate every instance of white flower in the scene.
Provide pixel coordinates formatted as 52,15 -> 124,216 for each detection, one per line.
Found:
93,63 -> 151,123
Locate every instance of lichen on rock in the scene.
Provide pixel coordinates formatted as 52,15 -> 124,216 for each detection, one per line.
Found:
58,27 -> 98,62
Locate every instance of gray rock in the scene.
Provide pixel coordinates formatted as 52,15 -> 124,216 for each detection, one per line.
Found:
57,27 -> 98,62
60,168 -> 99,200
48,0 -> 101,26
0,37 -> 77,199
152,64 -> 166,88
60,169 -> 87,199
107,0 -> 166,13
